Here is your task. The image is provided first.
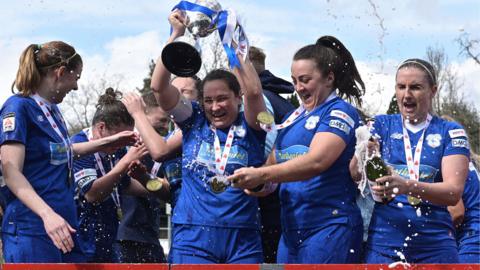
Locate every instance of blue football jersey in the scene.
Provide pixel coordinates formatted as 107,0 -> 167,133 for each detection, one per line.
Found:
172,102 -> 266,229
275,96 -> 362,230
369,114 -> 470,249
0,95 -> 76,235
71,130 -> 130,261
457,162 -> 480,254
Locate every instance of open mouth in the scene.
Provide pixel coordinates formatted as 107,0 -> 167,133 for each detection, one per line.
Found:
211,111 -> 227,121
297,92 -> 312,103
403,100 -> 417,113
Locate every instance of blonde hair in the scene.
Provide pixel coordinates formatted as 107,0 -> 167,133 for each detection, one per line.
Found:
12,41 -> 82,96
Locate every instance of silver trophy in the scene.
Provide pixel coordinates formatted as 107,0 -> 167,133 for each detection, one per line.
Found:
162,0 -> 222,77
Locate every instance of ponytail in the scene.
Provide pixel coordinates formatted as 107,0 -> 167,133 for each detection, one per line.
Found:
11,41 -> 82,96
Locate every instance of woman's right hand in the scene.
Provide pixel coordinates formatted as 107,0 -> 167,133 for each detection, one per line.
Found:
41,209 -> 76,253
121,92 -> 146,117
169,9 -> 187,37
123,143 -> 149,165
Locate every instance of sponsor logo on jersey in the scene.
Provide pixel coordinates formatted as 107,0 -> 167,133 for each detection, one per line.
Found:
426,133 -> 442,148
2,113 -> 15,132
305,116 -> 320,130
390,133 -> 403,140
275,145 -> 309,162
449,129 -> 466,138
330,110 -> 355,127
329,119 -> 351,134
74,168 -> 98,190
452,138 -> 469,148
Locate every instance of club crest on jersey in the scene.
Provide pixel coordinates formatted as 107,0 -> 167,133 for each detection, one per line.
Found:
329,119 -> 350,134
426,134 -> 442,148
305,116 -> 320,130
235,125 -> 246,138
37,115 -> 44,122
390,133 -> 403,140
2,113 -> 15,132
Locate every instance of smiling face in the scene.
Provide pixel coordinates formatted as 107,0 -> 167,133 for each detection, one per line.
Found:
51,64 -> 82,104
395,66 -> 437,124
202,79 -> 242,129
291,59 -> 333,111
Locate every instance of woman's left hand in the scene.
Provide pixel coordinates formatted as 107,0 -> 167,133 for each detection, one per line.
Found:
371,173 -> 410,200
228,167 -> 266,190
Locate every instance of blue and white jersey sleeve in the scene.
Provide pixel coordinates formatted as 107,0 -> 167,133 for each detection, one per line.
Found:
70,131 -> 98,195
316,104 -> 358,144
443,121 -> 470,157
0,97 -> 28,144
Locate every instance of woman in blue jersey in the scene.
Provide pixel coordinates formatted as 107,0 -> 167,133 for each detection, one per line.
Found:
71,88 -> 149,262
0,41 -> 137,263
448,155 -> 480,263
351,59 -> 470,263
147,10 -> 267,264
229,36 -> 365,264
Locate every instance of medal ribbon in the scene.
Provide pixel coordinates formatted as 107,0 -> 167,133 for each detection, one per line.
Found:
85,128 -> 121,211
401,114 -> 432,181
151,161 -> 162,177
212,125 -> 235,176
32,94 -> 73,171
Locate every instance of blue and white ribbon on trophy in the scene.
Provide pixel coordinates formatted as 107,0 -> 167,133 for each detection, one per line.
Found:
172,0 -> 249,69
216,8 -> 249,69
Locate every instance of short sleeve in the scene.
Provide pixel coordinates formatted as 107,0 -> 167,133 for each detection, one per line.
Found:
177,101 -> 201,131
0,99 -> 28,145
316,106 -> 358,145
73,155 -> 98,195
443,122 -> 470,158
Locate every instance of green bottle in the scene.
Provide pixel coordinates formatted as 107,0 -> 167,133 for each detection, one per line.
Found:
366,155 -> 391,204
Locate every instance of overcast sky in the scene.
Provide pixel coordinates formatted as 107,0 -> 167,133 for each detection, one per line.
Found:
1,0 -> 479,115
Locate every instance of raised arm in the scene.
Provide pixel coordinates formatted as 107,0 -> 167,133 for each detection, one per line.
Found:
151,10 -> 186,112
122,93 -> 182,161
72,131 -> 138,158
83,145 -> 148,203
1,143 -> 75,253
232,55 -> 266,130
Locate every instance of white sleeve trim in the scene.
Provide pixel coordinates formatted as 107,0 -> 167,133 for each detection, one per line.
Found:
166,95 -> 193,123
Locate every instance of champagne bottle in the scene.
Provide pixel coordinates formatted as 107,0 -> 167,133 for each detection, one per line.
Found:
366,155 -> 391,204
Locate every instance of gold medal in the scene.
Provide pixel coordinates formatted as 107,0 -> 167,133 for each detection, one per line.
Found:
116,207 -> 123,221
146,178 -> 163,192
257,111 -> 274,125
210,176 -> 227,194
408,196 -> 422,206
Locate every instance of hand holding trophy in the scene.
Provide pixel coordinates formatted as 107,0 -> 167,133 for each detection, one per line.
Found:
162,0 -> 223,77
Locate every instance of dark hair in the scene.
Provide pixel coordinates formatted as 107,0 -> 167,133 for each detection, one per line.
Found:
92,88 -> 134,129
248,46 -> 266,74
141,90 -> 159,109
397,58 -> 437,87
12,41 -> 82,96
198,69 -> 241,101
293,36 -> 364,106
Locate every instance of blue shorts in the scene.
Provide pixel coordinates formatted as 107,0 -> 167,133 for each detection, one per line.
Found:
458,230 -> 480,263
365,245 -> 459,264
277,222 -> 363,264
169,224 -> 263,264
2,232 -> 86,263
